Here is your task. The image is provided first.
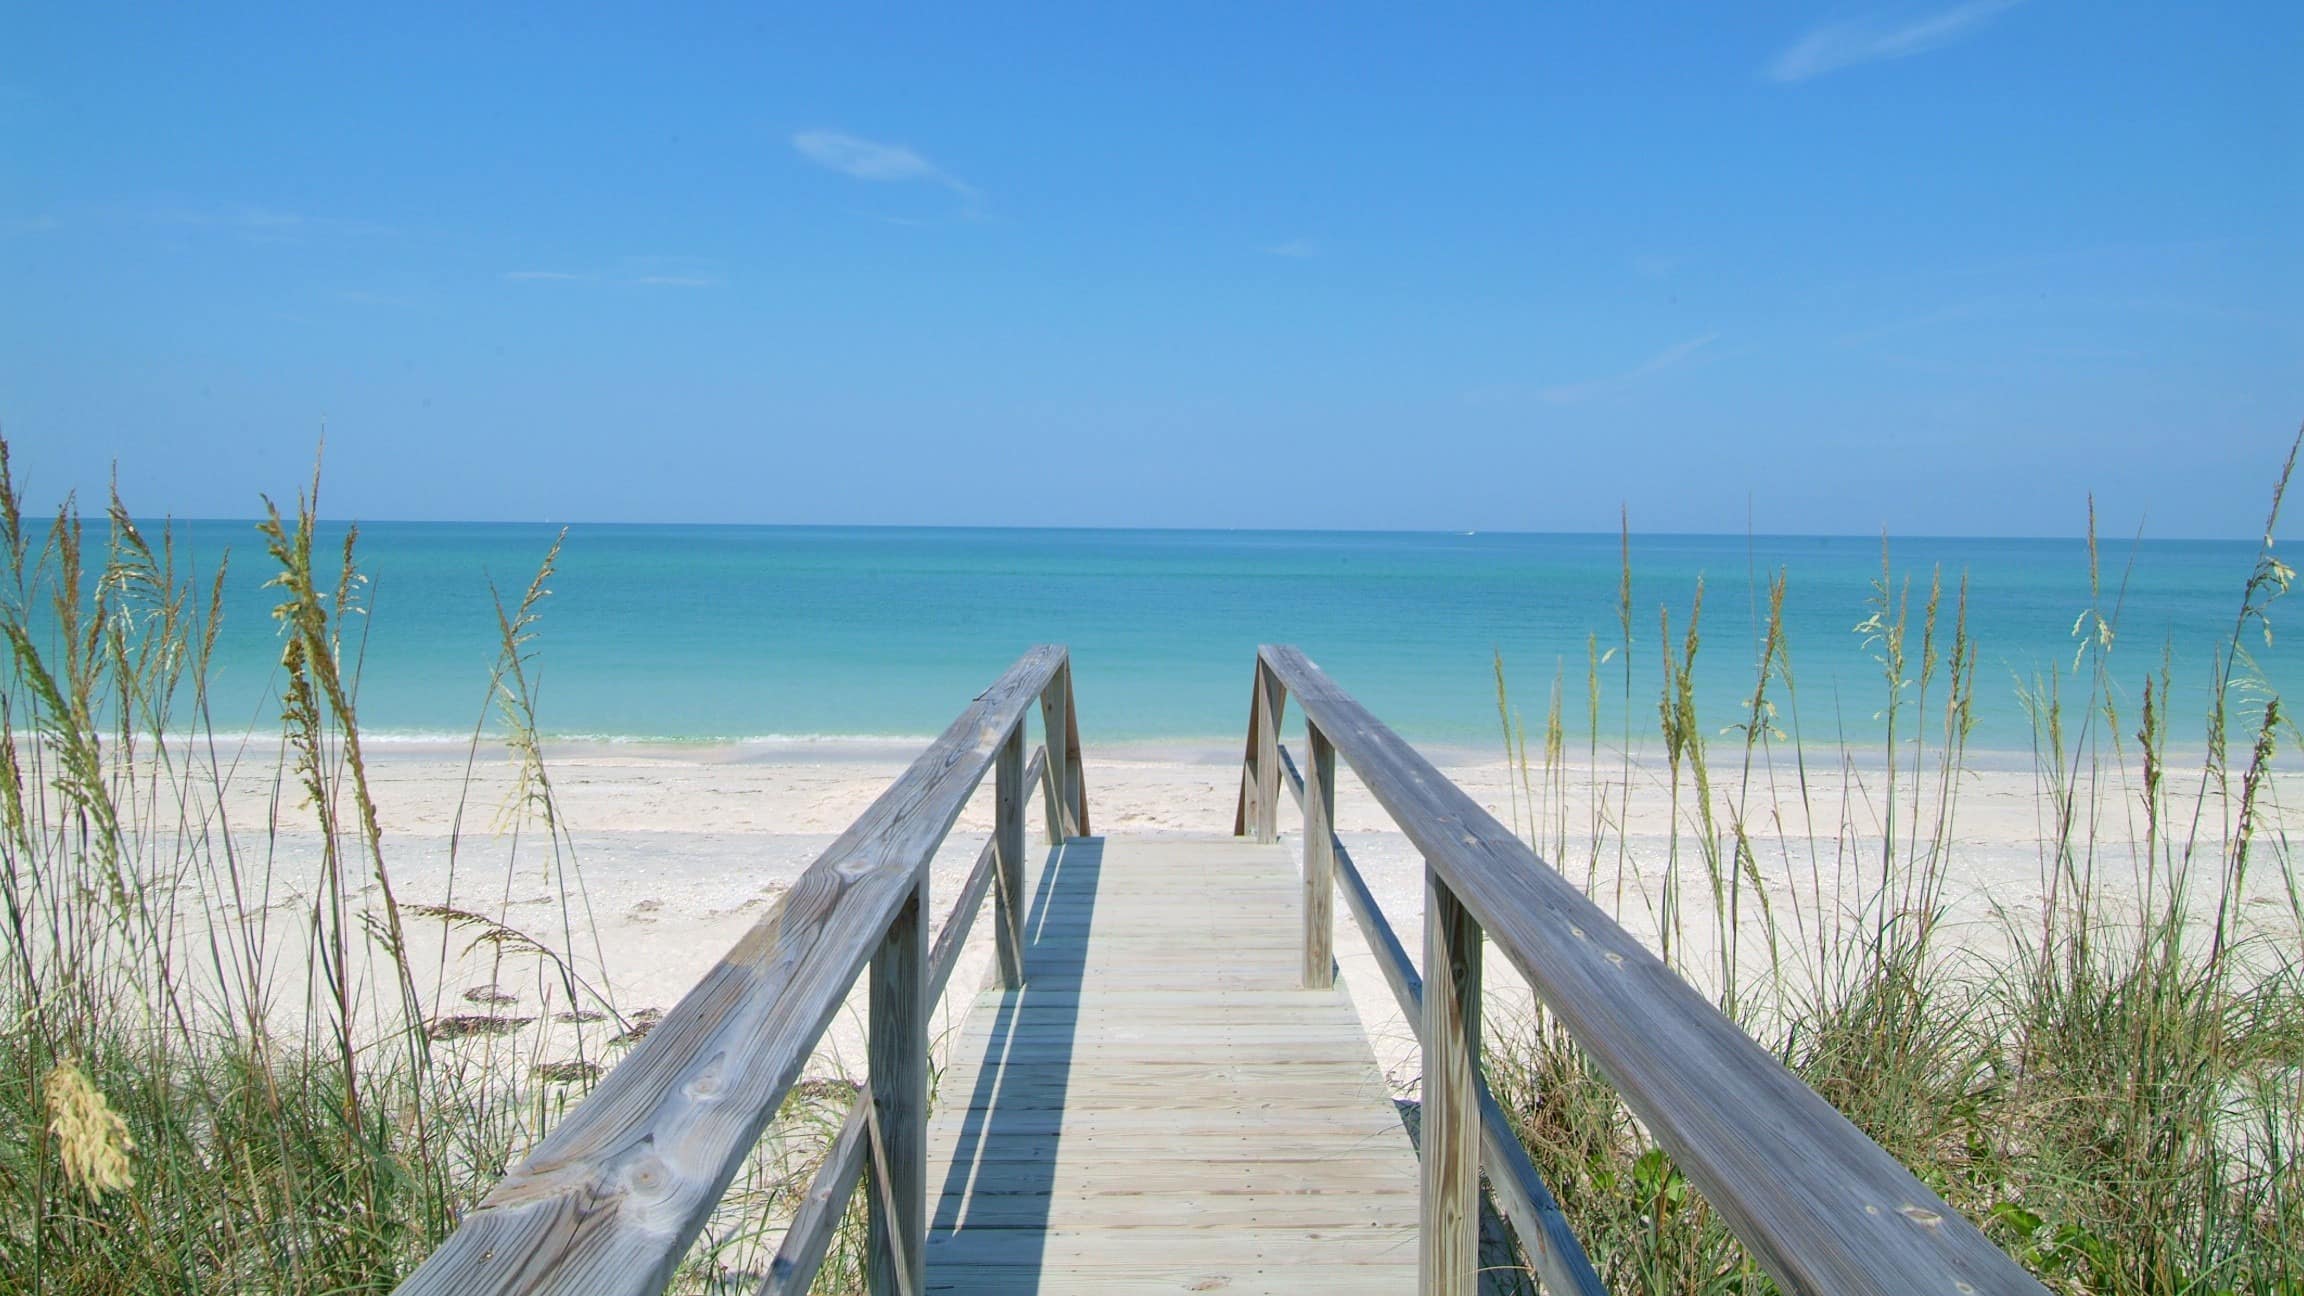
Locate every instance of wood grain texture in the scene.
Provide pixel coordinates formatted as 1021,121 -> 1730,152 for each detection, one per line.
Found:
927,837 -> 997,1009
1029,744 -> 1078,845
1232,666 -> 1260,838
995,727 -> 1027,991
1063,666 -> 1090,837
1032,741 -> 1063,844
1234,660 -> 1288,842
394,647 -> 1069,1296
1254,664 -> 1285,843
1038,684 -> 1068,841
925,836 -> 1420,1294
757,1089 -> 868,1296
1302,725 -> 1337,990
868,884 -> 927,1295
1259,645 -> 2046,1296
1041,662 -> 1091,838
1421,870 -> 1482,1294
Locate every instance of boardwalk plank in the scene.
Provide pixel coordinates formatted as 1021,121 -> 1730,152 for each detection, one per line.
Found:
924,836 -> 1420,1294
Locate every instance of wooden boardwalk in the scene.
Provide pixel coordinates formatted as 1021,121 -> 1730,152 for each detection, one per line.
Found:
397,646 -> 2046,1296
923,835 -> 1420,1294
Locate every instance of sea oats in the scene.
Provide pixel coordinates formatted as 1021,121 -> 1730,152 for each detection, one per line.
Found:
45,1058 -> 134,1202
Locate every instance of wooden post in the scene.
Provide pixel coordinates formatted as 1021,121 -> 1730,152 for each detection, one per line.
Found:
1046,664 -> 1069,839
1302,722 -> 1337,989
1421,865 -> 1481,1294
868,882 -> 927,1296
1037,748 -> 1063,842
1058,659 -> 1090,836
1251,661 -> 1285,843
1234,672 -> 1263,838
995,723 -> 1027,990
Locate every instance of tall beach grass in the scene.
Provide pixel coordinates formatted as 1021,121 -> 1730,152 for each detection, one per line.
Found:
1484,428 -> 2304,1294
0,444 -> 868,1293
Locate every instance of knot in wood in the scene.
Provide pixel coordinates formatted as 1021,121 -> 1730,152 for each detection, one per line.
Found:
684,1059 -> 727,1101
623,1151 -> 675,1203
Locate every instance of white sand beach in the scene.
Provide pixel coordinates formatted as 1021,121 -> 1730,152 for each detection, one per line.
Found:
180,736 -> 2302,1100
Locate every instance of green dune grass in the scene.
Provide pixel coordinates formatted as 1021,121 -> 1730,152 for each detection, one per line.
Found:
1485,433 -> 2303,1293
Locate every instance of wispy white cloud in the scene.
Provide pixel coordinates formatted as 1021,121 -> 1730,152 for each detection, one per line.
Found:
620,255 -> 722,288
1831,298 -> 1997,348
1541,332 -> 1720,405
140,201 -> 394,240
792,129 -> 975,198
1265,238 -> 1320,259
501,258 -> 722,288
1767,0 -> 2022,83
9,200 -> 399,242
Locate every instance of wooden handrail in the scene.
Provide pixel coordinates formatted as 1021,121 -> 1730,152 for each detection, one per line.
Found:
760,1089 -> 869,1295
399,647 -> 1088,1296
761,742 -> 1076,1296
1241,645 -> 2046,1296
929,838 -> 1000,1010
1274,743 -> 1606,1296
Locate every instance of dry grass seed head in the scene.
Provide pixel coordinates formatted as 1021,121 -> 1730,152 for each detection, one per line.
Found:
45,1057 -> 135,1202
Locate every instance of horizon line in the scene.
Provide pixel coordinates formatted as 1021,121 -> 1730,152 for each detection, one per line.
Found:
108,515 -> 2275,546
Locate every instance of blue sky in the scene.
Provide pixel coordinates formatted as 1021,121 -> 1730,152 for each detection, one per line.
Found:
3,2 -> 2297,536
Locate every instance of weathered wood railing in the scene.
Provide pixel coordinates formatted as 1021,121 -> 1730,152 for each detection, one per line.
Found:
398,647 -> 1089,1296
1235,645 -> 2047,1296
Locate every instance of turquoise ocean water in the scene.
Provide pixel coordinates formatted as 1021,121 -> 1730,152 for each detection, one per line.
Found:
107,522 -> 2293,755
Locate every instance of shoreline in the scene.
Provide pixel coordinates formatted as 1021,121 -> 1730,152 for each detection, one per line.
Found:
260,729 -> 2201,775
